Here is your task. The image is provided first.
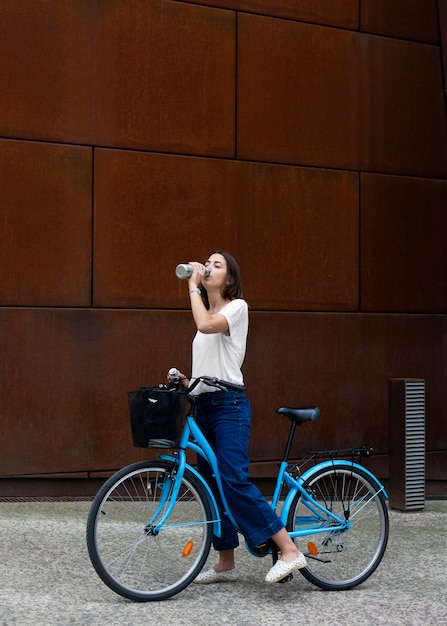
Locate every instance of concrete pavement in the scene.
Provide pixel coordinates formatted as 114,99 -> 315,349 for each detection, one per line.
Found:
0,499 -> 446,625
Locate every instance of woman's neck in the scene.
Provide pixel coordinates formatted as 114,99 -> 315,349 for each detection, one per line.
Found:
208,292 -> 230,315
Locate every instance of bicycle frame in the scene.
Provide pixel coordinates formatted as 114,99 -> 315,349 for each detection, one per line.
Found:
272,460 -> 388,540
156,412 -> 236,538
151,402 -> 388,546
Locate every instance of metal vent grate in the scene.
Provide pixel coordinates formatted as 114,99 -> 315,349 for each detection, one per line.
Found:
404,380 -> 425,509
389,378 -> 426,511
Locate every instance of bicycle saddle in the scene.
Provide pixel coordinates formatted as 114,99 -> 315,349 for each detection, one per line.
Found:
276,406 -> 320,423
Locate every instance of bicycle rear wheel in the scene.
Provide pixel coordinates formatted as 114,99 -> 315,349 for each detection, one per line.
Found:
86,460 -> 213,601
287,463 -> 389,590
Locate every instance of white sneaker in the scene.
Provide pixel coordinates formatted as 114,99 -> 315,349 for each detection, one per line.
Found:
193,568 -> 238,584
265,553 -> 307,584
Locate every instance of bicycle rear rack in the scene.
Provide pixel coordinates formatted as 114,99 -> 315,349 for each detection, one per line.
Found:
287,446 -> 374,478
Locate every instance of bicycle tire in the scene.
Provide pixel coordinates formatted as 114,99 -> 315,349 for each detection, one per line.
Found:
86,460 -> 213,601
287,463 -> 389,591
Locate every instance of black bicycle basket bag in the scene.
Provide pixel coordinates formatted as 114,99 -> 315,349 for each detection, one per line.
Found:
128,385 -> 186,448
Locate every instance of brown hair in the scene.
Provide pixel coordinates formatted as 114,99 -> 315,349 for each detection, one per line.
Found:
202,250 -> 243,308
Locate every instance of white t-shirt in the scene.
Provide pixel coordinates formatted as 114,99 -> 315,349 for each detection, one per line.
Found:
190,299 -> 248,395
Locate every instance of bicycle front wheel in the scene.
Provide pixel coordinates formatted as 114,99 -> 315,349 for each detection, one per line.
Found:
86,460 -> 213,601
287,463 -> 389,590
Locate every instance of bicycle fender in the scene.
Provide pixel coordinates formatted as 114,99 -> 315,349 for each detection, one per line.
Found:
157,453 -> 222,537
299,459 -> 389,499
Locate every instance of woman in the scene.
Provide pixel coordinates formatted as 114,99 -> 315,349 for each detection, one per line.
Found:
178,251 -> 307,584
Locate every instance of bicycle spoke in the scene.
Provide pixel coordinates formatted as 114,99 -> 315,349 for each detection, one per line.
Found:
288,464 -> 389,590
87,461 -> 213,601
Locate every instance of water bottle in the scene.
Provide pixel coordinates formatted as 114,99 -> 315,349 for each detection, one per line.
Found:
175,264 -> 210,279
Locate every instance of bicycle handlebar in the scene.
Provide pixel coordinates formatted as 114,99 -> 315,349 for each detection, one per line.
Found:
187,375 -> 245,396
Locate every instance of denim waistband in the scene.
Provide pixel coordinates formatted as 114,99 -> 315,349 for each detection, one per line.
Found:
197,388 -> 246,401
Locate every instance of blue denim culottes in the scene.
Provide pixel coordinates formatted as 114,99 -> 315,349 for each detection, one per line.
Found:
195,389 -> 284,551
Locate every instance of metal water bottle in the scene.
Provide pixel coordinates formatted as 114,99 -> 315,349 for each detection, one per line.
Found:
175,264 -> 210,279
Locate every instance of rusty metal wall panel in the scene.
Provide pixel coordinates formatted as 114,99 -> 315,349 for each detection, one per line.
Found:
0,140 -> 92,306
360,174 -> 447,313
245,312 -> 446,462
0,0 -> 235,156
0,308 -> 445,475
237,14 -> 447,177
0,2 -> 446,489
93,150 -> 359,311
237,16 -> 361,169
174,0 -> 359,28
360,0 -> 439,43
358,34 -> 447,177
0,308 -> 194,476
91,1 -> 235,155
0,1 -> 96,144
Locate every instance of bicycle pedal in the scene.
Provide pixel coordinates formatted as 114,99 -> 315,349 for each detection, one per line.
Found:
257,542 -> 269,557
278,573 -> 294,584
252,541 -> 272,557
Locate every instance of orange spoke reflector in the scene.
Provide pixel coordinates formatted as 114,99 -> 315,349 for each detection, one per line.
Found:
182,540 -> 194,557
307,541 -> 319,556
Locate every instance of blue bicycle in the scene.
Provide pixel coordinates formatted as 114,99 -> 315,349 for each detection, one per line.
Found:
87,376 -> 389,601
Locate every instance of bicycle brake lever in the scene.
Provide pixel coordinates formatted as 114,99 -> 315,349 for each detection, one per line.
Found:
211,378 -> 227,391
200,376 -> 226,391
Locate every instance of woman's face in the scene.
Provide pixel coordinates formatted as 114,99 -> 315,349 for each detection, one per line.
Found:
204,253 -> 228,289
